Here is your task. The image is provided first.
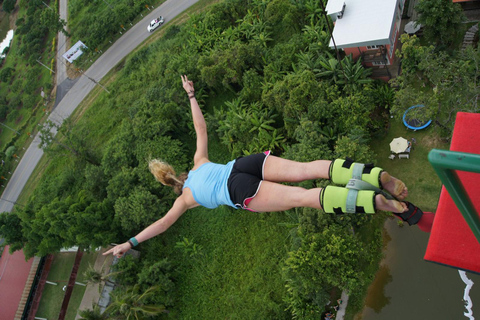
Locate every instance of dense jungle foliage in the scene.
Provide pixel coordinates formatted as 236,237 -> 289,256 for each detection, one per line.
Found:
2,0 -> 476,318
3,0 -> 390,317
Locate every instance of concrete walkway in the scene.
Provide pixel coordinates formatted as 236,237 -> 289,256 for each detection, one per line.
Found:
74,248 -> 113,319
334,291 -> 349,320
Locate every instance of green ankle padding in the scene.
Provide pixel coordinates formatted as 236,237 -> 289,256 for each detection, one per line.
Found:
330,159 -> 383,188
320,186 -> 376,214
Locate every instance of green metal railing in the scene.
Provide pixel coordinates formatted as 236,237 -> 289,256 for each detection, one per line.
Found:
428,149 -> 480,244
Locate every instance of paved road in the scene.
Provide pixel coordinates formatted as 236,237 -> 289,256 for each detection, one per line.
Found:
0,0 -> 199,212
56,0 -> 68,84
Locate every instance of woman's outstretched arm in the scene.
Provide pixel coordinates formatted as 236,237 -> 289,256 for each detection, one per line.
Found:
103,196 -> 189,258
181,75 -> 208,167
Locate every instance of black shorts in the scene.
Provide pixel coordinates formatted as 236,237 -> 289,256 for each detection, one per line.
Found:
227,151 -> 271,211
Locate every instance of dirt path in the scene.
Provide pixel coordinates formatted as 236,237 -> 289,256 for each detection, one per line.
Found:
8,0 -> 20,30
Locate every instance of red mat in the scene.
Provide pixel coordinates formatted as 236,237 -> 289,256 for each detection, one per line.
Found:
0,246 -> 34,319
424,112 -> 480,274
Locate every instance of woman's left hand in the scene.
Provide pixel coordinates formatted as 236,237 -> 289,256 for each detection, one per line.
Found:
181,75 -> 195,95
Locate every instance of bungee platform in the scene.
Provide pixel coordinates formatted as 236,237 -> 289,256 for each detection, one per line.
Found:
425,112 -> 480,274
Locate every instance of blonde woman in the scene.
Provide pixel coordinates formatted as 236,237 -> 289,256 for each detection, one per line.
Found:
104,75 -> 430,258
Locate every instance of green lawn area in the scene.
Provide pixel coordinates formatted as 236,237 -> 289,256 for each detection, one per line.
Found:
156,205 -> 292,319
34,251 -> 98,320
371,118 -> 449,213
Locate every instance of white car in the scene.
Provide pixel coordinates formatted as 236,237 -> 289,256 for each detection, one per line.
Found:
147,16 -> 164,32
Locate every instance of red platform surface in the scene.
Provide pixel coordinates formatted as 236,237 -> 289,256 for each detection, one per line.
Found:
424,112 -> 480,274
0,246 -> 34,319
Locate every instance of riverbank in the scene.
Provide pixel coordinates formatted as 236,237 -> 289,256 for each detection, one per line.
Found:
359,218 -> 480,320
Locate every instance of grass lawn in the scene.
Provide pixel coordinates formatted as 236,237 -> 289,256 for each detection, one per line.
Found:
34,251 -> 99,320
156,205 -> 292,319
371,118 -> 449,212
35,253 -> 76,319
65,251 -> 98,320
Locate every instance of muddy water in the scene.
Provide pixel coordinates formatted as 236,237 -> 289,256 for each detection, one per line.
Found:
361,219 -> 480,320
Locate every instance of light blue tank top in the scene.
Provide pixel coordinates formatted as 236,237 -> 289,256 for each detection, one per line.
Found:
183,160 -> 236,209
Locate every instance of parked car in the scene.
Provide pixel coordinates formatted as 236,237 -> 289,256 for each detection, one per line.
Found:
147,16 -> 164,32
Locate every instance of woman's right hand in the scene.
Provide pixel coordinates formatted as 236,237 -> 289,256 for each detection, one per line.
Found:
103,242 -> 132,258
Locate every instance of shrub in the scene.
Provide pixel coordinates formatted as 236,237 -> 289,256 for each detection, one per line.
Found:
0,67 -> 14,82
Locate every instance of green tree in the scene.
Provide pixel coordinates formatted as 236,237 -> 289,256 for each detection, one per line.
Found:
264,0 -> 302,41
330,91 -> 376,133
40,9 -> 68,35
110,255 -> 140,286
215,99 -> 282,155
262,69 -> 322,136
284,223 -> 376,318
114,186 -> 165,234
104,285 -> 167,319
0,212 -> 25,253
101,121 -> 138,177
78,304 -> 107,320
334,135 -> 375,164
395,34 -> 435,73
198,41 -> 262,90
415,0 -> 465,49
2,0 -> 15,13
83,261 -> 123,292
39,119 -> 100,166
5,146 -> 16,159
138,259 -> 175,300
391,42 -> 480,136
0,67 -> 14,82
337,55 -> 372,93
15,193 -> 117,258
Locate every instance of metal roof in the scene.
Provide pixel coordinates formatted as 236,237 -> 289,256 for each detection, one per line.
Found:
327,0 -> 400,48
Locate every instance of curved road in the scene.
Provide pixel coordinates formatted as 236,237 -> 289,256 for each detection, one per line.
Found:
0,0 -> 199,212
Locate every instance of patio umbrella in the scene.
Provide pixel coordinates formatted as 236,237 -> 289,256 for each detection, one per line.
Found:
390,137 -> 408,154
404,21 -> 421,35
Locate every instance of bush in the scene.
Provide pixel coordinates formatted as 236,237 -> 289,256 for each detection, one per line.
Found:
2,0 -> 16,13
5,146 -> 16,158
111,254 -> 140,286
0,67 -> 14,82
138,258 -> 176,306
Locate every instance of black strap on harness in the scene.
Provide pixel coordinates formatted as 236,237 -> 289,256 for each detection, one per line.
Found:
394,202 -> 424,225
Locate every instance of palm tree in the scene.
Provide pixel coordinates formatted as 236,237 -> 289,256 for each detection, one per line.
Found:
83,262 -> 123,293
315,54 -> 342,83
338,55 -> 372,92
104,285 -> 167,319
78,304 -> 107,320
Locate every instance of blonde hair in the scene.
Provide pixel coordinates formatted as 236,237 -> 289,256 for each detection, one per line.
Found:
148,159 -> 187,195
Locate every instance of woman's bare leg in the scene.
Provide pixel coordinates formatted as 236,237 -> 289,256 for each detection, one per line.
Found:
263,156 -> 331,183
247,181 -> 322,212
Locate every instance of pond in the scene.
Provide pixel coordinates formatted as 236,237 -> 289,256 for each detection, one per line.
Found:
361,219 -> 480,319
